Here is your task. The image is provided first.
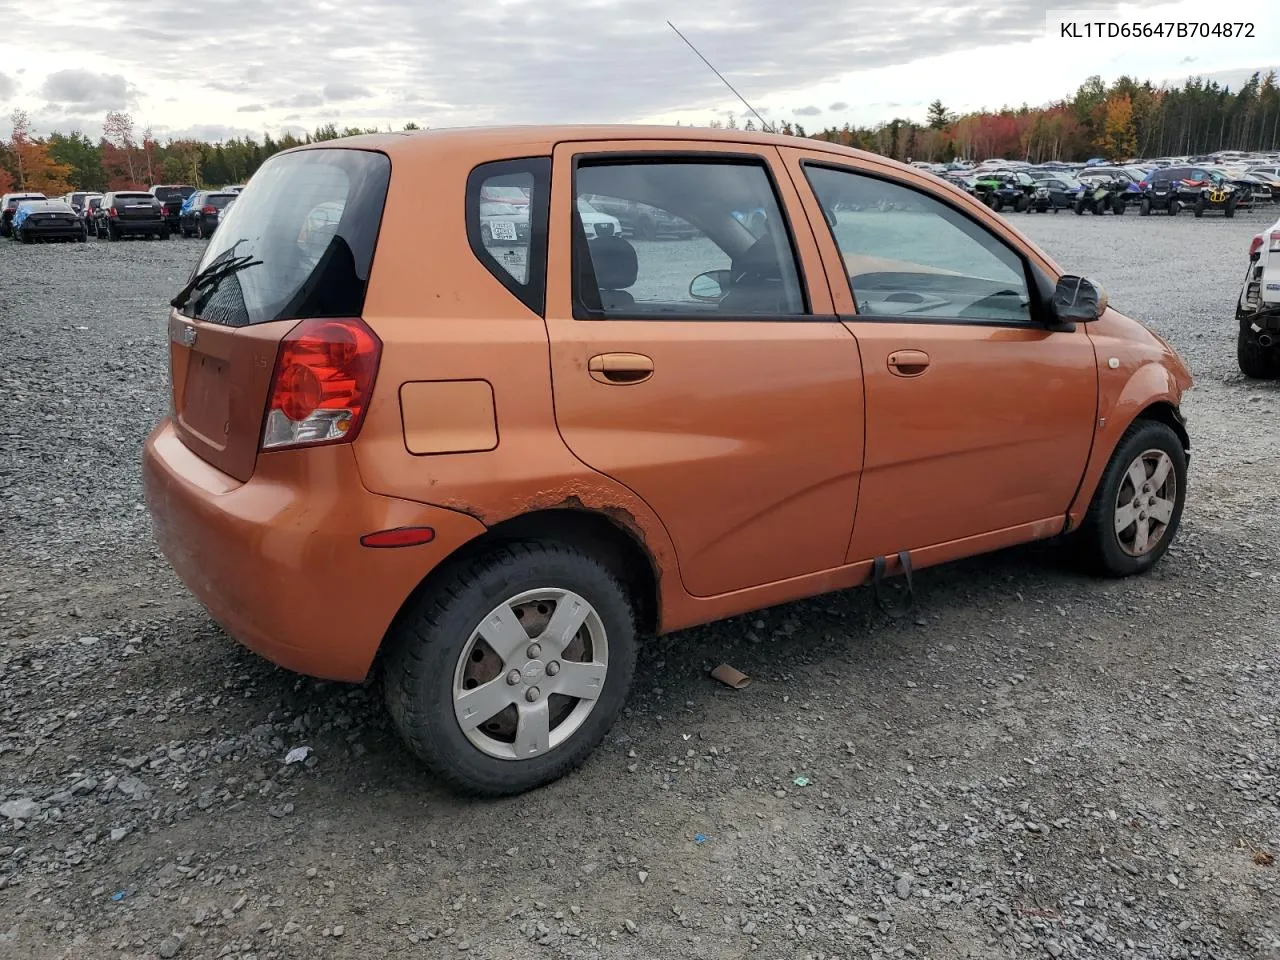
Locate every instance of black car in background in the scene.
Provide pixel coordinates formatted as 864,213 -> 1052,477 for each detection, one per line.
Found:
93,191 -> 168,240
580,195 -> 698,239
178,191 -> 237,238
1,192 -> 47,237
1137,171 -> 1182,215
148,184 -> 196,235
972,171 -> 1032,212
11,199 -> 87,243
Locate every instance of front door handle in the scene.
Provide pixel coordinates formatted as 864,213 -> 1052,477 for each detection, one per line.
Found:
887,349 -> 930,377
588,352 -> 654,384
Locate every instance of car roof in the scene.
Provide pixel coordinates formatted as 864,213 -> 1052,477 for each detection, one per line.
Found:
278,123 -> 897,168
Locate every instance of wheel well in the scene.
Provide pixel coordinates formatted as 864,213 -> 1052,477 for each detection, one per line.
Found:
1135,401 -> 1190,455
377,509 -> 660,673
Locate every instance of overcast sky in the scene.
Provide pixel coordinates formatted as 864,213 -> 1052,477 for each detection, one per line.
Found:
1,0 -> 1277,142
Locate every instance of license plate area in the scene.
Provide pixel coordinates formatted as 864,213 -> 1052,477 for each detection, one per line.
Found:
179,354 -> 230,450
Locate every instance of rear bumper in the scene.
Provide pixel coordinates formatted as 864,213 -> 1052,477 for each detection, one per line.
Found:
142,419 -> 487,682
19,221 -> 83,238
115,219 -> 165,233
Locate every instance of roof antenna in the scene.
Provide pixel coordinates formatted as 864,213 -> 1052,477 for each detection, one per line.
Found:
666,20 -> 773,133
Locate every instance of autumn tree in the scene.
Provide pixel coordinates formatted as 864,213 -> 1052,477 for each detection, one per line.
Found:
5,109 -> 74,193
1101,95 -> 1137,159
102,110 -> 139,184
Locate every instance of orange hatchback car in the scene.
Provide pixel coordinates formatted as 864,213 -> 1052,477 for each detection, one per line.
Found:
143,126 -> 1193,795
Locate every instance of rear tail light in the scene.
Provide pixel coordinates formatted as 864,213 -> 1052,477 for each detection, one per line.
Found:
1139,180 -> 1148,189
261,317 -> 381,451
1251,236 -> 1265,257
201,205 -> 217,215
108,206 -> 118,218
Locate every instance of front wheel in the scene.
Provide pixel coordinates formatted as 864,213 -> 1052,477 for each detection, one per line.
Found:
1112,199 -> 1126,215
1194,198 -> 1206,218
1224,199 -> 1237,220
1014,195 -> 1028,213
1074,420 -> 1187,577
1140,198 -> 1151,216
1074,199 -> 1086,215
382,541 -> 638,797
1168,200 -> 1180,216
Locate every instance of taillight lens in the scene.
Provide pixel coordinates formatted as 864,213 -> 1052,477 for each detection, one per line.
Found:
202,205 -> 217,215
108,206 -> 118,218
261,317 -> 381,451
1251,236 -> 1265,257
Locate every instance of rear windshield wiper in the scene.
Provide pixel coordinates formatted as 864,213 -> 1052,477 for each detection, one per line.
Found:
170,241 -> 262,310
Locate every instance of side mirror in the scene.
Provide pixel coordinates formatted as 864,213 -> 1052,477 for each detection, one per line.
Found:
1052,274 -> 1108,322
689,269 -> 730,301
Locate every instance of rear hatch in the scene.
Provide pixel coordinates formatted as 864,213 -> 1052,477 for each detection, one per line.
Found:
167,147 -> 391,481
114,192 -> 162,222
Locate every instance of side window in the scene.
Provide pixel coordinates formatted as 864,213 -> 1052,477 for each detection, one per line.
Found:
466,157 -> 550,316
802,164 -> 1033,325
571,158 -> 807,320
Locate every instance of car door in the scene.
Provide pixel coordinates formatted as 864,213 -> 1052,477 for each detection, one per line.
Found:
543,140 -> 865,598
778,147 -> 1098,564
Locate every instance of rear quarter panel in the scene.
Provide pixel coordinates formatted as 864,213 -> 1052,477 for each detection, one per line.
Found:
350,137 -> 683,602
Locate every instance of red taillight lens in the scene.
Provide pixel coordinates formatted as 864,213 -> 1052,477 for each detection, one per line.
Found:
202,205 -> 217,215
1251,236 -> 1265,257
108,206 -> 118,218
1139,180 -> 1148,189
261,317 -> 381,451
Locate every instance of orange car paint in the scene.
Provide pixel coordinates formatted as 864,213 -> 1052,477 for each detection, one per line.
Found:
142,125 -> 1193,684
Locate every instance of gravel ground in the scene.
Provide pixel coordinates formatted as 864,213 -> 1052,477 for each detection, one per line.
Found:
1,210 -> 1278,960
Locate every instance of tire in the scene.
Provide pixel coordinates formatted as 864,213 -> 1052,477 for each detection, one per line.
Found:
991,197 -> 1003,213
1168,200 -> 1180,216
107,224 -> 119,241
1194,198 -> 1205,218
77,227 -> 87,243
1238,318 -> 1280,379
18,230 -> 31,244
1224,199 -> 1237,220
160,224 -> 170,239
1014,195 -> 1028,213
1113,199 -> 1125,215
1074,419 -> 1187,578
1074,199 -> 1086,215
197,219 -> 208,240
382,541 -> 638,797
1140,198 -> 1151,216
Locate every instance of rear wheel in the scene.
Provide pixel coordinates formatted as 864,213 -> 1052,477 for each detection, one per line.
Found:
1074,420 -> 1186,577
382,541 -> 638,796
1074,199 -> 1086,215
1224,198 -> 1237,219
1140,198 -> 1152,216
197,219 -> 208,240
77,226 -> 87,243
1014,195 -> 1028,213
1168,200 -> 1180,216
1112,198 -> 1126,215
19,229 -> 31,244
1194,197 -> 1206,217
1238,318 -> 1280,379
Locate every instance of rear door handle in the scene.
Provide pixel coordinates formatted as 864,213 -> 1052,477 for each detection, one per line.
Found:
588,352 -> 654,384
887,349 -> 930,377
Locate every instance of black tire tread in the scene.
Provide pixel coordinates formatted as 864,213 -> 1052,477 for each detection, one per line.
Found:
1076,419 -> 1186,578
382,539 -> 636,797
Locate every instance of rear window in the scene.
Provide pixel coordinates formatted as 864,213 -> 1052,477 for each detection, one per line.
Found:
116,193 -> 155,201
181,148 -> 391,327
206,193 -> 236,208
153,186 -> 194,202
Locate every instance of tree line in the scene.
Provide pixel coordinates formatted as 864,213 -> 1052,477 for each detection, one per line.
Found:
2,71 -> 1276,195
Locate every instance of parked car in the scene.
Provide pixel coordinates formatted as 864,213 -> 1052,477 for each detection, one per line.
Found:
82,194 -> 104,229
1235,220 -> 1280,379
148,184 -> 196,235
178,190 -> 238,238
221,184 -> 247,194
1137,171 -> 1183,215
1208,167 -> 1270,209
1,192 -> 47,237
580,195 -> 697,239
10,198 -> 87,243
576,197 -> 623,239
1074,177 -> 1128,215
93,191 -> 168,240
143,126 -> 1194,797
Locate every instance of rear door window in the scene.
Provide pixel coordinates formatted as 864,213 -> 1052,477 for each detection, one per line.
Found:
466,157 -> 550,315
180,148 -> 391,327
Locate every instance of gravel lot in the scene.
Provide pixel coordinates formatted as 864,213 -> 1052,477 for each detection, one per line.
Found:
1,209 -> 1278,960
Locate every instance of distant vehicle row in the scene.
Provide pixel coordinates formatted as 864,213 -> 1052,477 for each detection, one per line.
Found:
1,184 -> 241,243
